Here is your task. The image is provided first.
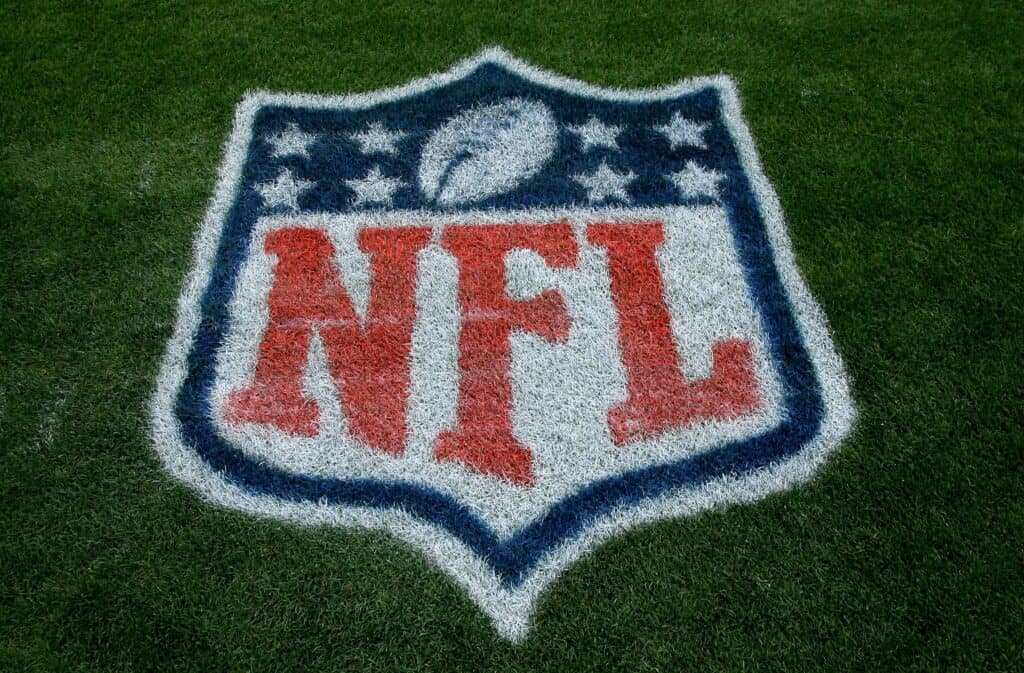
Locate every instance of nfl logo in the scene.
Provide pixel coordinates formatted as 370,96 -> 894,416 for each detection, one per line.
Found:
153,48 -> 855,640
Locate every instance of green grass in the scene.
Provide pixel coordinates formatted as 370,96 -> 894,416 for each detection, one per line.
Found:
2,1 -> 1022,670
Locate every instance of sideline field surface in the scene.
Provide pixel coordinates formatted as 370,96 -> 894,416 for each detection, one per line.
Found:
2,2 -> 1021,671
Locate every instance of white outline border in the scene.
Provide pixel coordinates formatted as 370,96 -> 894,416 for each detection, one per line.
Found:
150,47 -> 857,642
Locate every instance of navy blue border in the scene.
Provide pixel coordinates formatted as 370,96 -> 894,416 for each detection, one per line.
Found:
173,66 -> 824,588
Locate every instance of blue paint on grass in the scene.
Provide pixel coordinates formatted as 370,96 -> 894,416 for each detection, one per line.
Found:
174,62 -> 824,586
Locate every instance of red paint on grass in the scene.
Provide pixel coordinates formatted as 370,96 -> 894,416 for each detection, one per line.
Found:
227,220 -> 759,485
226,226 -> 430,454
587,222 -> 759,444
435,222 -> 578,486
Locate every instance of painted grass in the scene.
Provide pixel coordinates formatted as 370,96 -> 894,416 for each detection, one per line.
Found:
1,1 -> 1021,670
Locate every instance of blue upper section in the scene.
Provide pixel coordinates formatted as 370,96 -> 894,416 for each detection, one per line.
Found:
174,61 -> 825,587
238,62 -> 732,215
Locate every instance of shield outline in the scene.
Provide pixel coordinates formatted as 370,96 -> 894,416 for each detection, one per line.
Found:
151,47 -> 856,641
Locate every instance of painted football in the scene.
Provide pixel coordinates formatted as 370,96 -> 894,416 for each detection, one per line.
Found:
418,98 -> 558,206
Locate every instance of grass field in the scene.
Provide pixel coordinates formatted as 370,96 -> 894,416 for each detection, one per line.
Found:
2,1 -> 1022,671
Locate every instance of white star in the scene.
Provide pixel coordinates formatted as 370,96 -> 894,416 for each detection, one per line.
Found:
655,112 -> 708,150
345,166 -> 404,206
267,123 -> 317,158
669,161 -> 725,200
349,122 -> 409,156
255,168 -> 314,211
573,161 -> 636,203
566,117 -> 623,151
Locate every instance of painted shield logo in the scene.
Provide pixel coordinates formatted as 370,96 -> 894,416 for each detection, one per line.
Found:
153,48 -> 855,640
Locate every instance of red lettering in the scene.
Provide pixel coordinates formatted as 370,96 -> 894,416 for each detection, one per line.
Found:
587,222 -> 759,444
435,222 -> 578,485
226,226 -> 430,455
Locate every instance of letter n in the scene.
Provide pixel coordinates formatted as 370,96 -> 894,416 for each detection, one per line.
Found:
226,226 -> 430,455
